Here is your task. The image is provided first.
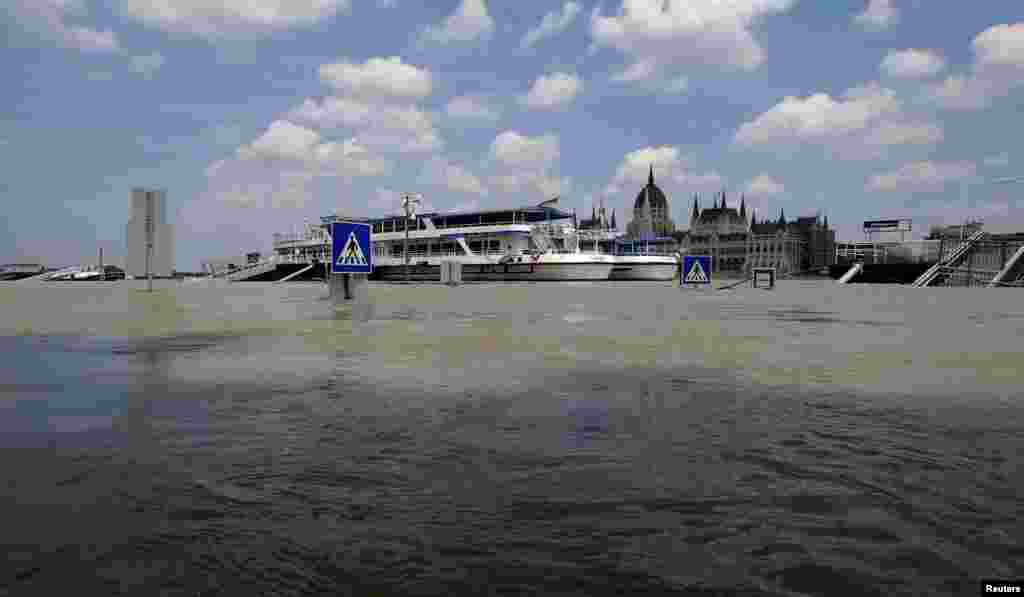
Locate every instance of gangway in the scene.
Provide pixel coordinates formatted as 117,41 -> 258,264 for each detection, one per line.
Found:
276,263 -> 315,283
225,259 -> 278,281
987,244 -> 1024,287
911,230 -> 986,287
36,266 -> 83,281
836,262 -> 864,284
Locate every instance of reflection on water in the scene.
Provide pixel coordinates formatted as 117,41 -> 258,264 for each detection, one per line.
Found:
1,280 -> 1023,595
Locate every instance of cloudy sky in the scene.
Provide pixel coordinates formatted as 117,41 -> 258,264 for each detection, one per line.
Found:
2,0 -> 1023,269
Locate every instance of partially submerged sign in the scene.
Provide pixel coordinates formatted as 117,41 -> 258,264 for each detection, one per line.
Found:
682,255 -> 712,286
331,221 -> 373,275
752,267 -> 776,290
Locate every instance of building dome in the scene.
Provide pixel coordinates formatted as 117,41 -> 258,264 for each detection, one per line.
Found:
633,166 -> 668,211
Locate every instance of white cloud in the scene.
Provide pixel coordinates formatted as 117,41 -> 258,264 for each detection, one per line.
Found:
672,170 -> 725,193
520,72 -> 583,110
490,131 -> 560,169
612,146 -> 686,184
973,22 -> 1024,69
923,23 -> 1024,110
735,82 -> 943,159
866,161 -> 976,192
318,56 -> 432,100
853,0 -> 898,30
921,75 -> 993,110
744,174 -> 786,197
63,26 -> 120,52
420,0 -> 494,45
610,59 -> 688,94
488,174 -> 570,199
117,0 -> 351,38
312,139 -> 392,176
10,1 -> 122,53
445,96 -> 501,122
521,2 -> 581,49
861,121 -> 943,147
206,120 -> 387,200
604,146 -> 723,203
418,158 -> 487,195
203,120 -> 390,208
131,52 -> 164,76
288,97 -> 443,153
241,120 -> 321,161
611,58 -> 658,83
486,131 -> 566,200
736,83 -> 900,144
590,0 -> 798,82
880,49 -> 946,79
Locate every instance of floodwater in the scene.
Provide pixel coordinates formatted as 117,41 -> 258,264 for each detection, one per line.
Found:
0,279 -> 1022,596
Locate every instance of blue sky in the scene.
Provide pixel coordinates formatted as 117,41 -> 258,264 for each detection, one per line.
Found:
2,0 -> 1023,270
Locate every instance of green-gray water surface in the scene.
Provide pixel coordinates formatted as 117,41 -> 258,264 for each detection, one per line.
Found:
1,279 -> 1021,596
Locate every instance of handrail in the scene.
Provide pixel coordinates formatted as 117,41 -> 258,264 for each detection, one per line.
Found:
987,244 -> 1024,287
912,230 -> 986,287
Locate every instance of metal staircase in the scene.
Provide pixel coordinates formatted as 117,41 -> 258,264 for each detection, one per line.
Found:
987,244 -> 1024,287
911,230 -> 986,288
836,262 -> 863,284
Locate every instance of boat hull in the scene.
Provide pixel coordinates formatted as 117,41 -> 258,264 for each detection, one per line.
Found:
610,261 -> 677,281
370,261 -> 614,281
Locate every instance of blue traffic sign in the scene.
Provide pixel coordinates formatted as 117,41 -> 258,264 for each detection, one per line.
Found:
682,255 -> 712,285
331,221 -> 373,274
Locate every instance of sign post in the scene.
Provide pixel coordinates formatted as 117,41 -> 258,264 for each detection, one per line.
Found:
681,255 -> 713,289
330,221 -> 373,304
752,267 -> 776,290
145,192 -> 154,292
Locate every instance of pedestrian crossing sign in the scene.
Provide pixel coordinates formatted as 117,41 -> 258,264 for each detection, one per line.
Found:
682,255 -> 712,285
331,221 -> 373,274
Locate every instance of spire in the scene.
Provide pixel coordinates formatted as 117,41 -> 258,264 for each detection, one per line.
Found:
739,195 -> 746,219
777,208 -> 786,227
691,194 -> 700,220
591,206 -> 596,225
722,192 -> 728,210
648,165 -> 654,186
611,209 -> 617,230
750,209 -> 757,231
823,214 -> 829,229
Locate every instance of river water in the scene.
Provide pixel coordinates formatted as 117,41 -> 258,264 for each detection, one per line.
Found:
0,279 -> 1021,596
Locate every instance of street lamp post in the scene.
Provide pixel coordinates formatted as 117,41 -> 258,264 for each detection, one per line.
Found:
401,193 -> 422,283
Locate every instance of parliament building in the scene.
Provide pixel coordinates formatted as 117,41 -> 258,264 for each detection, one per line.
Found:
618,167 -> 835,275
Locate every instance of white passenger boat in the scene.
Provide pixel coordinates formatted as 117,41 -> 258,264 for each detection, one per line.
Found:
273,199 -> 615,282
610,238 -> 679,281
575,230 -> 679,281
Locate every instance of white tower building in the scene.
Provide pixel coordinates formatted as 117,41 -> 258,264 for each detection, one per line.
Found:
125,188 -> 174,278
